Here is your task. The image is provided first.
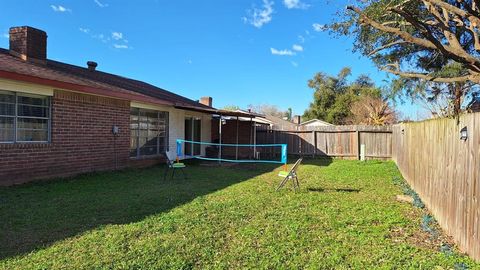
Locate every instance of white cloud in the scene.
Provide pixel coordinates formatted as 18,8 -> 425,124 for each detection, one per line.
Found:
94,0 -> 109,8
97,34 -> 106,41
244,0 -> 274,28
50,5 -> 71,12
271,48 -> 295,56
80,28 -> 130,49
2,33 -> 8,39
298,35 -> 305,43
113,44 -> 128,49
92,33 -> 109,43
312,23 -> 327,32
79,28 -> 90,34
292,44 -> 303,52
283,0 -> 309,9
291,61 -> 299,67
112,32 -> 123,40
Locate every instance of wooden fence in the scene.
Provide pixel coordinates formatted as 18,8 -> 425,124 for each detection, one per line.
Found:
256,125 -> 392,159
257,118 -> 480,260
392,113 -> 480,261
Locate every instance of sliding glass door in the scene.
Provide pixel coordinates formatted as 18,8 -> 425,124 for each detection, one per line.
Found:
184,117 -> 201,156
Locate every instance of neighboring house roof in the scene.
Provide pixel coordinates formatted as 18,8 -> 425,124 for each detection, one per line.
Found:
300,119 -> 334,126
263,115 -> 298,130
232,109 -> 266,118
467,95 -> 480,113
222,115 -> 273,125
471,102 -> 480,112
0,48 -> 212,111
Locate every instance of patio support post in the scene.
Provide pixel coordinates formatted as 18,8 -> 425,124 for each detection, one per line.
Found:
236,116 -> 239,160
253,118 -> 257,159
254,123 -> 257,156
219,114 -> 222,164
250,117 -> 253,158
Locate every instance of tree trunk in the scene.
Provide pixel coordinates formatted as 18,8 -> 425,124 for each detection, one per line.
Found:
454,83 -> 463,117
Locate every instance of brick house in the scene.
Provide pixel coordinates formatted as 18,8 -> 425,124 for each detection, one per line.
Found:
0,26 -> 253,186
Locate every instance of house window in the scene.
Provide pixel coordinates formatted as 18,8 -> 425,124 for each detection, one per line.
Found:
0,90 -> 51,143
130,107 -> 169,158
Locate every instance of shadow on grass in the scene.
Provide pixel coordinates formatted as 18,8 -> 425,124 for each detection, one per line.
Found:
0,161 -> 279,260
307,187 -> 361,193
299,157 -> 333,167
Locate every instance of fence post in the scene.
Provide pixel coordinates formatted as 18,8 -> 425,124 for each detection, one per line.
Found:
356,126 -> 361,160
298,131 -> 302,156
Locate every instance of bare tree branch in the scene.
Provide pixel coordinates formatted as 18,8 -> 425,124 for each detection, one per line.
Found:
459,0 -> 480,18
381,66 -> 478,83
381,20 -> 412,26
348,3 -> 480,75
368,40 -> 408,56
425,0 -> 480,23
389,7 -> 480,71
347,6 -> 438,50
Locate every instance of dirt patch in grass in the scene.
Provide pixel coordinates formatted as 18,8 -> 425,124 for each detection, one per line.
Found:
390,204 -> 457,254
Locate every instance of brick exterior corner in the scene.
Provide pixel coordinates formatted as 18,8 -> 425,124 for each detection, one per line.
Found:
0,90 -> 130,186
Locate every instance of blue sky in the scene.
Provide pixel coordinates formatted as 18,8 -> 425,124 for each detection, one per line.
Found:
0,0 -> 423,119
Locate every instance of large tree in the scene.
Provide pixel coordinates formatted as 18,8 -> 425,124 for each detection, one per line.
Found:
222,105 -> 241,111
303,67 -> 383,124
330,0 -> 480,116
247,104 -> 288,118
348,96 -> 399,125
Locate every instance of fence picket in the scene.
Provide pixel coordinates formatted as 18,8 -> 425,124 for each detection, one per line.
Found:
256,125 -> 392,159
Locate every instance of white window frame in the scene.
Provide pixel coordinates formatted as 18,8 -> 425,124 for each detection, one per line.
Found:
0,90 -> 51,144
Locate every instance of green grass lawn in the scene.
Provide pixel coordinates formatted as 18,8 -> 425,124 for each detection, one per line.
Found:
0,159 -> 478,269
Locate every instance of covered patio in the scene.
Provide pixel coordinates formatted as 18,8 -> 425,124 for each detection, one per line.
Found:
174,105 -> 271,160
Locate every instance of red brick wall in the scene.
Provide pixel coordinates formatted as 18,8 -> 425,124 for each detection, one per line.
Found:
0,90 -> 131,185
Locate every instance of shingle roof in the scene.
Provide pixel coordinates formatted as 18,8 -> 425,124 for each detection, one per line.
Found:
0,48 -> 212,110
263,115 -> 298,130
